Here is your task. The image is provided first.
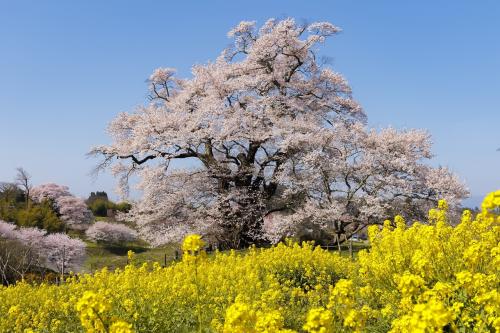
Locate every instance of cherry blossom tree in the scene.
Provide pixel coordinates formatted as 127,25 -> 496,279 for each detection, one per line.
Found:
0,222 -> 86,279
55,196 -> 93,230
42,233 -> 86,275
16,226 -> 47,245
31,183 -> 93,230
30,183 -> 71,202
92,18 -> 467,248
85,221 -> 138,244
15,168 -> 32,209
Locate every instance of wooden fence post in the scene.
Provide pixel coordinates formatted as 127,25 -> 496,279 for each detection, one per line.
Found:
348,236 -> 353,259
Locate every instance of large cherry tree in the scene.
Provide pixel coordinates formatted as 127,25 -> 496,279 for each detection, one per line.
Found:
92,18 -> 467,248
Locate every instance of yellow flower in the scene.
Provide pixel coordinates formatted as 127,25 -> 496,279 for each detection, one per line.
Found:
255,310 -> 289,333
395,272 -> 425,298
390,298 -> 453,333
437,199 -> 448,211
182,234 -> 206,253
109,320 -> 134,333
127,250 -> 135,263
223,300 -> 256,333
1,191 -> 499,333
303,308 -> 332,333
75,291 -> 111,332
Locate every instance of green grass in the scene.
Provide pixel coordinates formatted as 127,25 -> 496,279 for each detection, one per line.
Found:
83,242 -> 179,272
318,241 -> 369,259
82,239 -> 370,273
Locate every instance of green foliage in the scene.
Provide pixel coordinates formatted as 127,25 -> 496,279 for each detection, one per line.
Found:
0,184 -> 25,222
0,200 -> 19,222
89,199 -> 108,217
16,200 -> 64,232
114,201 -> 131,213
87,195 -> 132,217
86,191 -> 109,205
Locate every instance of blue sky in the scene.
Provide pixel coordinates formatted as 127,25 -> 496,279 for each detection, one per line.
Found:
0,1 -> 499,207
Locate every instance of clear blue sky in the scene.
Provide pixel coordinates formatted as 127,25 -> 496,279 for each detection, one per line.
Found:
1,1 -> 499,207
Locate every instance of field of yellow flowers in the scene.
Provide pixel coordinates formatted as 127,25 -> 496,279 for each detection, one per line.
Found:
1,192 -> 499,333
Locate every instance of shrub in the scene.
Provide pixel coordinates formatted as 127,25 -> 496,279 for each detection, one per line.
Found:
16,200 -> 64,232
89,198 -> 108,217
114,202 -> 132,213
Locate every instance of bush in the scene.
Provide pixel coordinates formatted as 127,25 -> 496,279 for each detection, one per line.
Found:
114,202 -> 132,213
88,199 -> 132,217
89,199 -> 108,217
16,200 -> 64,232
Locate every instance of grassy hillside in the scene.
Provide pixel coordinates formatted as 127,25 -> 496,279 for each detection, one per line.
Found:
83,242 -> 179,272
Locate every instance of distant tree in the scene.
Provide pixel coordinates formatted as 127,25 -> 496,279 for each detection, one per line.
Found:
85,221 -> 138,244
86,192 -> 132,217
55,196 -> 93,230
15,168 -> 32,209
0,223 -> 47,284
86,191 -> 109,205
0,183 -> 24,222
0,182 -> 24,204
31,184 -> 93,230
89,199 -> 108,217
114,202 -> 132,213
42,233 -> 86,275
0,238 -> 45,285
15,226 -> 47,244
0,221 -> 17,239
0,221 -> 86,282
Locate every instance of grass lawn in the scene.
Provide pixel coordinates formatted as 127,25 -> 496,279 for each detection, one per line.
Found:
83,242 -> 179,272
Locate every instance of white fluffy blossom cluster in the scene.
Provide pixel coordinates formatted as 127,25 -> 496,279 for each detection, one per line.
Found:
85,221 -> 138,244
31,183 -> 93,230
30,183 -> 71,202
0,220 -> 86,273
0,221 -> 17,239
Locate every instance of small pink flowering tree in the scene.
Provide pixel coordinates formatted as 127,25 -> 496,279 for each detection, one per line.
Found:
85,221 -> 138,245
0,222 -> 86,282
31,183 -> 93,230
55,196 -> 93,230
42,233 -> 86,275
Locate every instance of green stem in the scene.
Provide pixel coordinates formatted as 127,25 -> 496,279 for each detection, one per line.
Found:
195,255 -> 202,333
